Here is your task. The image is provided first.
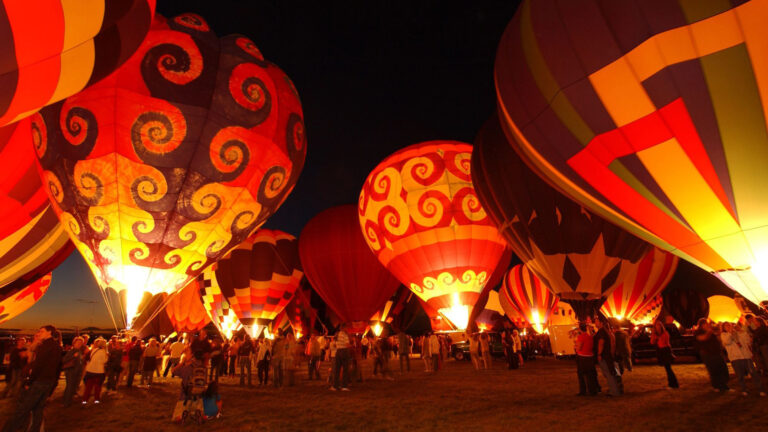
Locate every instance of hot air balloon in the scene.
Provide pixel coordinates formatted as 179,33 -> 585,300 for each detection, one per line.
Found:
359,141 -> 508,330
0,273 -> 52,324
500,264 -> 559,333
495,0 -> 768,308
707,295 -> 742,323
601,248 -> 678,322
635,295 -> 663,325
215,229 -> 303,337
472,118 -> 649,320
197,265 -> 241,340
0,0 -> 156,126
300,205 -> 401,330
467,248 -> 514,332
165,281 -> 210,333
663,287 -> 709,329
32,13 -> 306,327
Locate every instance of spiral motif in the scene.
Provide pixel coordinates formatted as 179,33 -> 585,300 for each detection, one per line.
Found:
209,130 -> 249,177
403,153 -> 445,187
286,113 -> 305,152
44,171 -> 64,204
363,219 -> 385,252
77,172 -> 104,206
454,188 -> 487,224
131,112 -> 185,158
131,173 -> 168,204
229,64 -> 272,123
191,191 -> 223,220
146,41 -> 204,86
410,190 -> 450,229
446,151 -> 472,181
173,13 -> 210,32
31,115 -> 47,159
58,106 -> 98,159
235,37 -> 264,61
89,215 -> 109,237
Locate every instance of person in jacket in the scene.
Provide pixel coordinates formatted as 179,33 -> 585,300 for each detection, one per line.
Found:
613,324 -> 632,374
61,336 -> 86,406
125,337 -> 143,388
82,338 -> 108,404
574,323 -> 598,396
1,338 -> 28,399
256,338 -> 271,386
594,317 -> 622,396
397,331 -> 411,373
746,315 -> 768,373
429,333 -> 441,372
721,322 -> 765,396
479,333 -> 491,370
284,332 -> 298,386
272,331 -> 286,388
469,333 -> 481,370
307,335 -> 321,380
650,320 -> 679,389
695,318 -> 730,392
140,338 -> 161,387
237,335 -> 254,387
104,336 -> 123,393
2,325 -> 62,432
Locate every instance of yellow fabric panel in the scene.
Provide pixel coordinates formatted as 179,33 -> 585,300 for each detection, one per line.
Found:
690,9 -> 743,57
589,56 -> 655,127
48,41 -> 95,111
0,223 -> 68,288
60,0 -> 104,51
636,138 -> 746,258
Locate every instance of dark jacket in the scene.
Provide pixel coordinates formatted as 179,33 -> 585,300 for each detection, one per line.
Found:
29,338 -> 62,383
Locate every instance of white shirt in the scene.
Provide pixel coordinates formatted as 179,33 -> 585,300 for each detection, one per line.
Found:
169,341 -> 186,358
721,330 -> 752,361
85,348 -> 108,374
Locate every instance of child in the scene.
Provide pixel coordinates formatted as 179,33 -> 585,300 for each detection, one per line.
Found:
203,382 -> 223,419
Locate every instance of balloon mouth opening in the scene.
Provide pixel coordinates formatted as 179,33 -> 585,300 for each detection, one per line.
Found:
371,322 -> 383,337
439,303 -> 469,330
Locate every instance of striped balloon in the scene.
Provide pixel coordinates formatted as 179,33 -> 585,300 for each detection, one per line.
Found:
501,264 -> 559,331
601,248 -> 678,321
0,272 -> 52,324
216,229 -> 303,336
0,0 -> 155,126
197,265 -> 242,339
636,295 -> 663,325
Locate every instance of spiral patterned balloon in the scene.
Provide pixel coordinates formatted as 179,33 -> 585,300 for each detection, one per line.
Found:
359,141 -> 507,329
32,14 -> 306,327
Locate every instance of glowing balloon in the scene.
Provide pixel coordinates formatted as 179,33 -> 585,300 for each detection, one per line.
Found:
495,0 -> 768,307
501,264 -> 559,333
635,295 -> 663,325
300,205 -> 401,327
663,287 -> 709,329
0,273 -> 52,324
196,265 -> 241,340
359,141 -> 507,330
32,14 -> 306,327
215,229 -> 303,336
165,281 -> 210,333
707,295 -> 742,323
0,0 -> 155,126
601,248 -> 678,321
473,118 -> 649,319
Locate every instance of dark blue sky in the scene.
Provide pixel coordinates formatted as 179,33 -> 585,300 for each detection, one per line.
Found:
2,1 -> 520,330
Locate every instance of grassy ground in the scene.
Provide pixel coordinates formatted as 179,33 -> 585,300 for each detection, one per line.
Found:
2,356 -> 768,432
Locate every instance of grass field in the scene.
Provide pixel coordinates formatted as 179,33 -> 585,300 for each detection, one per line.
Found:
2,355 -> 767,431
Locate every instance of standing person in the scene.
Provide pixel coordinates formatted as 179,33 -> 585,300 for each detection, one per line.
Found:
140,339 -> 161,387
209,340 -> 223,383
479,333 -> 491,370
126,337 -> 143,388
2,325 -> 62,432
272,331 -> 286,388
429,332 -> 441,372
1,338 -> 28,399
694,318 -> 730,392
307,335 -> 321,380
256,338 -> 271,386
164,337 -> 186,378
61,337 -> 86,406
512,330 -> 523,367
721,322 -> 765,396
361,335 -> 370,359
420,335 -> 432,372
502,331 -> 516,370
747,316 -> 768,373
191,330 -> 212,363
104,337 -> 123,393
614,324 -> 632,374
397,331 -> 411,373
284,331 -> 298,386
227,339 -> 238,376
469,333 -> 481,370
650,320 -> 679,389
81,338 -> 108,404
237,335 -> 254,387
594,317 -> 621,396
331,325 -> 352,391
575,323 -> 598,396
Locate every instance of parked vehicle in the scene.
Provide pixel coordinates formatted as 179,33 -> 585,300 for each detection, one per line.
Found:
630,324 -> 699,362
450,332 -> 505,361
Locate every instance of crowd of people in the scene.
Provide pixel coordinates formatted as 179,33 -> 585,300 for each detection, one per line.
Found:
571,314 -> 768,398
4,313 -> 768,430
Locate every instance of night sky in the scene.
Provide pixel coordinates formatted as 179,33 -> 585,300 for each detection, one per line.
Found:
2,1 -> 522,330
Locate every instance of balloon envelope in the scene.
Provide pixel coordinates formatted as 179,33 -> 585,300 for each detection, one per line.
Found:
196,265 -> 242,340
501,264 -> 559,332
32,14 -> 306,327
472,117 -> 649,319
0,273 -> 53,324
495,0 -> 768,307
165,281 -> 210,333
359,141 -> 508,330
300,205 -> 401,325
215,229 -> 303,335
0,0 -> 156,126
